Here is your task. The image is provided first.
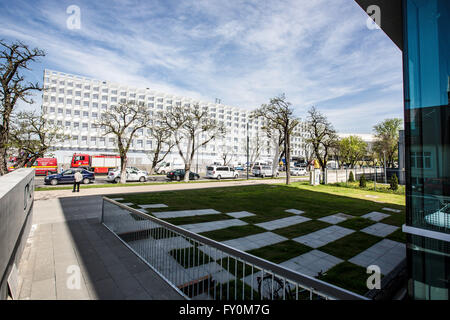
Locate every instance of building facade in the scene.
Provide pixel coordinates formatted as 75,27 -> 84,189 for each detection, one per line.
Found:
401,0 -> 449,300
41,69 -> 310,171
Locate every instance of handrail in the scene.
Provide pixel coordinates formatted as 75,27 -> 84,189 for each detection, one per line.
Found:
102,196 -> 368,300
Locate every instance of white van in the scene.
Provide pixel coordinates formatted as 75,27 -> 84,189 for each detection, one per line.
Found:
252,165 -> 279,178
155,161 -> 184,174
206,165 -> 239,180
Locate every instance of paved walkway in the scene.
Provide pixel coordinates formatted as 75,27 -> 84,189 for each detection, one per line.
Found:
17,195 -> 184,300
293,225 -> 355,248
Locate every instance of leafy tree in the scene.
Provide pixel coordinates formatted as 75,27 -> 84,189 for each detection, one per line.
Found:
373,118 -> 403,168
146,125 -> 175,175
0,40 -> 45,175
252,94 -> 299,185
338,135 -> 368,168
160,104 -> 225,182
348,171 -> 355,182
390,173 -> 399,191
9,111 -> 66,169
305,106 -> 339,182
359,174 -> 367,188
95,101 -> 152,183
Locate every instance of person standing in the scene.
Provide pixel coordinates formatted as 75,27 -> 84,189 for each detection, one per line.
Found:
73,170 -> 83,192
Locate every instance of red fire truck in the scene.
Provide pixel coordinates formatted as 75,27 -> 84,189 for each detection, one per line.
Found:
8,157 -> 58,175
71,153 -> 121,174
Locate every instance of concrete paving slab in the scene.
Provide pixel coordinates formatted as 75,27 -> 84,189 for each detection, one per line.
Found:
382,207 -> 401,213
361,211 -> 390,222
292,225 -> 355,248
225,211 -> 256,218
285,209 -> 305,215
255,216 -> 311,230
349,239 -> 406,275
361,223 -> 399,237
153,209 -> 221,219
138,204 -> 168,209
180,219 -> 247,233
222,232 -> 287,252
318,213 -> 353,225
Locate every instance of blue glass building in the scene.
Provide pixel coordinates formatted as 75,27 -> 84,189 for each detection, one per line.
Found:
356,0 -> 449,300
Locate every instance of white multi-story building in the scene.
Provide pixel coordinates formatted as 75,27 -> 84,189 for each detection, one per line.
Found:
41,69 -> 309,170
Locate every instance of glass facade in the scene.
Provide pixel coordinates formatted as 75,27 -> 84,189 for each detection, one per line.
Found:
403,0 -> 449,300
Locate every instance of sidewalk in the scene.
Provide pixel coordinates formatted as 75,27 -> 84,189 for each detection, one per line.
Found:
35,177 -> 306,201
17,195 -> 184,300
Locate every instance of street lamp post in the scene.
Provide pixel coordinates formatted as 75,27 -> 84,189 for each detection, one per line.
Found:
246,122 -> 249,180
383,150 -> 387,184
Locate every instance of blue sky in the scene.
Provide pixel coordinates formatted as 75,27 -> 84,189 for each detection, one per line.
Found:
0,0 -> 404,133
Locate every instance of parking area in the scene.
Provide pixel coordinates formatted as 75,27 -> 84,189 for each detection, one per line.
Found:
34,171 -> 306,188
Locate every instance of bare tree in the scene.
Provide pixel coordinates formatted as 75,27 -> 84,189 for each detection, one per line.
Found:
9,111 -> 66,169
220,144 -> 234,166
245,132 -> 263,170
146,125 -> 175,175
0,40 -> 45,175
305,106 -> 339,181
264,125 -> 284,176
95,101 -> 152,183
252,94 -> 299,185
160,104 -> 225,182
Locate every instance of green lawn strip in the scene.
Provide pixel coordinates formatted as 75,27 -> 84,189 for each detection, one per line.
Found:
169,246 -> 213,268
332,181 -> 405,195
161,214 -> 233,226
246,240 -> 312,264
317,262 -> 369,296
337,217 -> 377,230
273,220 -> 330,239
319,232 -> 381,261
287,182 -> 405,207
386,228 -> 407,243
379,212 -> 405,227
199,225 -> 266,242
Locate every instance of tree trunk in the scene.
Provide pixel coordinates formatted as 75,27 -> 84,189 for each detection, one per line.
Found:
120,155 -> 127,184
285,130 -> 291,185
184,162 -> 191,182
0,128 -> 9,175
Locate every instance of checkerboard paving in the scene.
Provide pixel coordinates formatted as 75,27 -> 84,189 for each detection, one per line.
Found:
222,232 -> 288,252
279,250 -> 343,277
285,209 -> 305,215
348,239 -> 406,275
361,222 -> 399,237
382,207 -> 401,213
318,213 -> 353,225
225,211 -> 256,218
292,225 -> 355,248
110,197 -> 124,201
152,209 -> 221,219
180,219 -> 248,233
138,204 -> 168,209
255,216 -> 311,231
361,211 -> 390,222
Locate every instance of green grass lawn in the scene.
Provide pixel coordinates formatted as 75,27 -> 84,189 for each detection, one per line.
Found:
113,181 -> 406,297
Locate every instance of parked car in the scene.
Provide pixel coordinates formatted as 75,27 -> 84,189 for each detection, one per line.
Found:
167,169 -> 200,181
252,165 -> 279,178
206,165 -> 239,180
155,161 -> 184,174
44,168 -> 95,185
107,167 -> 149,183
290,167 -> 307,176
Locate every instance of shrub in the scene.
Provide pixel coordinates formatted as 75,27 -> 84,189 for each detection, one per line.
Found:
390,173 -> 399,191
348,171 -> 355,182
359,174 -> 367,188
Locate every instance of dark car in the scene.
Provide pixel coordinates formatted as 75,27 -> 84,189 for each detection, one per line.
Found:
166,169 -> 200,181
44,168 -> 95,185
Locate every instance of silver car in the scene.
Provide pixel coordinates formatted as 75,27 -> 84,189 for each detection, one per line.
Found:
107,167 -> 148,183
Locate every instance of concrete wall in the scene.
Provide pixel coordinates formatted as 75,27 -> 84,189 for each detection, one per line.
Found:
324,168 -> 385,184
0,169 -> 35,300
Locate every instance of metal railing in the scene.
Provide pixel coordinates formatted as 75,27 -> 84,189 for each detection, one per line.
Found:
101,197 -> 368,300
